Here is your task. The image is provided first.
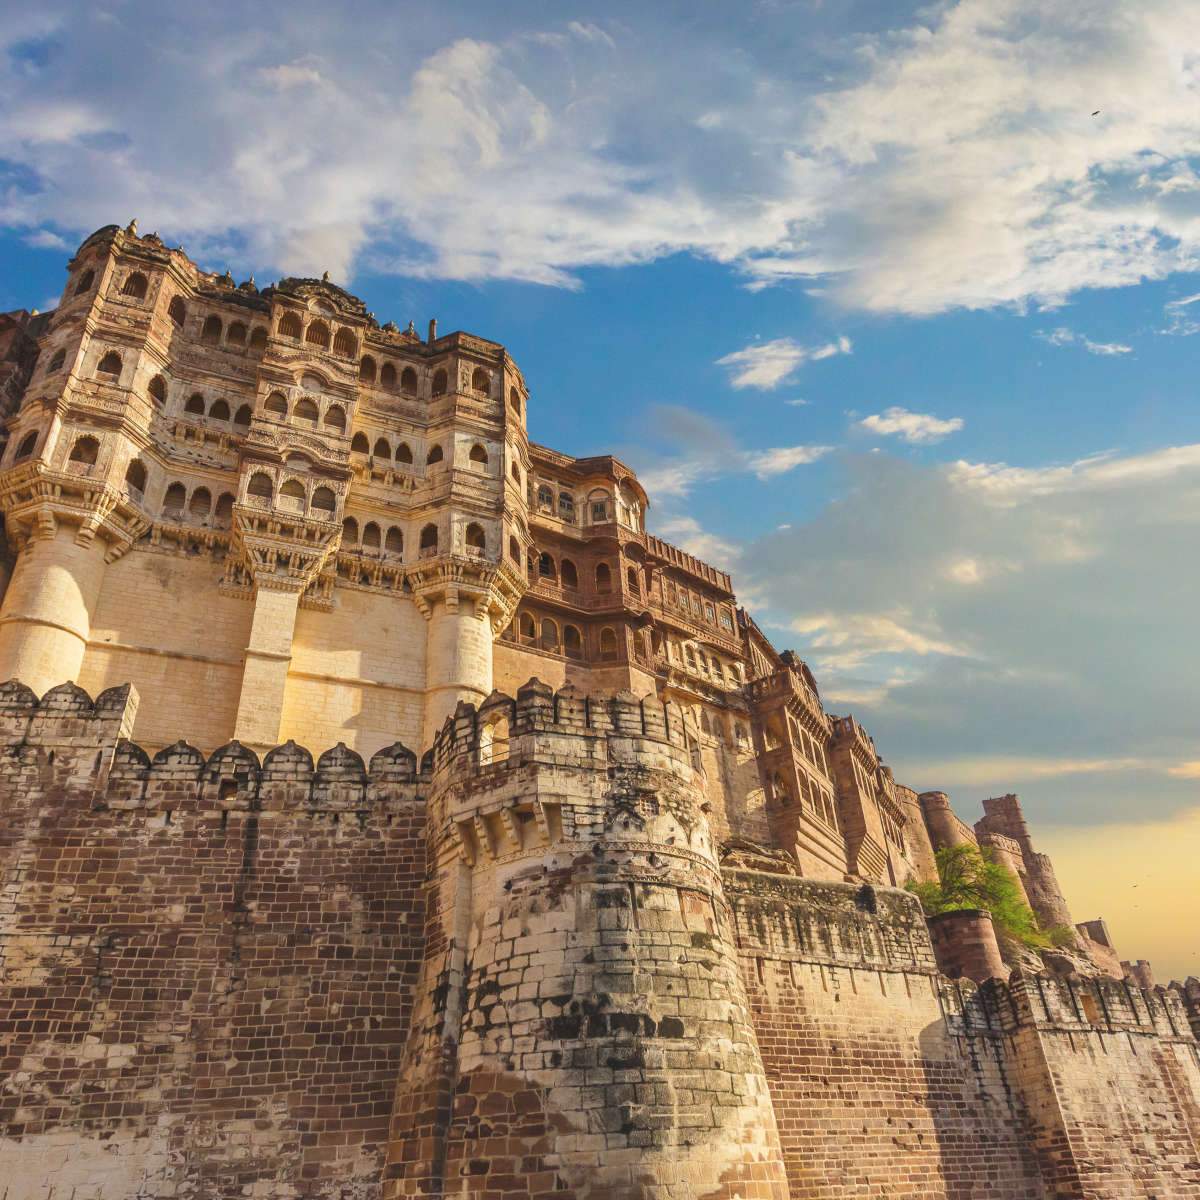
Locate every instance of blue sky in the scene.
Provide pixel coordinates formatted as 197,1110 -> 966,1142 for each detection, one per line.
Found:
2,0 -> 1198,977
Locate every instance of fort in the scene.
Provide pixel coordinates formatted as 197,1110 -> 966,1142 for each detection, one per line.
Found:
0,222 -> 1195,1198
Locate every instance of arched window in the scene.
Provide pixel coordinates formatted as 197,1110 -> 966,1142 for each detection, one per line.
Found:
185,393 -> 205,415
519,612 -> 537,642
400,366 -> 418,395
561,559 -> 578,589
380,362 -> 397,390
558,493 -> 575,522
201,315 -> 222,344
97,351 -> 122,377
772,773 -> 792,808
69,435 -> 99,465
122,272 -> 148,299
333,328 -> 356,357
148,375 -> 167,405
599,627 -> 619,661
509,535 -> 521,563
47,348 -> 66,373
564,625 -> 583,659
431,368 -> 447,395
247,472 -> 273,503
75,268 -> 95,296
360,356 -> 376,383
209,399 -> 230,422
419,523 -> 438,557
305,320 -> 330,349
469,444 -> 488,470
396,442 -> 413,465
627,566 -> 641,596
351,432 -> 369,454
249,326 -> 268,349
279,478 -> 306,513
373,437 -> 391,460
595,562 -> 612,593
509,386 -> 521,414
168,296 -> 186,327
342,517 -> 359,544
279,311 -> 302,339
465,523 -> 485,552
510,462 -> 521,484
323,405 -> 346,432
14,431 -> 38,462
537,485 -> 553,512
471,367 -> 489,394
311,486 -> 336,515
233,405 -> 252,431
540,618 -> 560,653
294,397 -> 319,427
538,552 -> 556,581
163,482 -> 186,518
362,522 -> 381,550
189,487 -> 212,520
226,321 -> 247,346
589,490 -> 611,523
215,493 -> 234,526
685,645 -> 697,669
264,392 -> 288,418
479,713 -> 510,766
385,526 -> 404,555
426,444 -> 443,465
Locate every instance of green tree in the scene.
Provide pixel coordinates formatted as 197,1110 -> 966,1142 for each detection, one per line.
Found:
908,843 -> 1054,949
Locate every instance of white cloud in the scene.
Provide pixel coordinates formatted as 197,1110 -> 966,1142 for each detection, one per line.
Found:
651,515 -> 742,571
745,444 -> 833,478
1036,326 -> 1133,356
1162,292 -> 1200,336
24,229 -> 70,250
4,3 -> 1200,313
858,407 -> 964,444
716,336 -> 851,390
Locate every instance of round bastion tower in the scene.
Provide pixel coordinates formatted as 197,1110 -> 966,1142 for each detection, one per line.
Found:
387,678 -> 789,1200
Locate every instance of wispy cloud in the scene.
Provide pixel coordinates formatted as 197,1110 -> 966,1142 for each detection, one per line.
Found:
1036,327 -> 1133,356
716,336 -> 852,390
1161,292 -> 1200,337
858,406 -> 964,445
745,444 -> 833,478
23,229 -> 69,251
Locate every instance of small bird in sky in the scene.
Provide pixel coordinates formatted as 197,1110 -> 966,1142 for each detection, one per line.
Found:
1092,110 -> 1101,116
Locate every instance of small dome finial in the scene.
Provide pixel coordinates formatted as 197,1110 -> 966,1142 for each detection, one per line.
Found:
322,270 -> 330,282
125,218 -> 138,236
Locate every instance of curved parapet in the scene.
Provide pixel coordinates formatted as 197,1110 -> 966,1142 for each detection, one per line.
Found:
387,677 -> 788,1199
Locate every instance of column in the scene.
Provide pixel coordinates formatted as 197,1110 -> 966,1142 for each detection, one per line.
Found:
421,591 -> 493,747
233,583 -> 302,750
0,529 -> 108,694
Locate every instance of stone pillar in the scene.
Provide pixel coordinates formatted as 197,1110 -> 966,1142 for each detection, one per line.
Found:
234,583 -> 301,749
421,592 -> 492,746
0,529 -> 108,693
927,908 -> 1009,983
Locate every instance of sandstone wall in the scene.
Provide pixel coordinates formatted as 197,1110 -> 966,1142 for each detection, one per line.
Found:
0,680 -> 427,1199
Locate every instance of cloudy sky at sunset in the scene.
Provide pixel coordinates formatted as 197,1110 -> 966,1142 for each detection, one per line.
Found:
1,0 -> 1197,980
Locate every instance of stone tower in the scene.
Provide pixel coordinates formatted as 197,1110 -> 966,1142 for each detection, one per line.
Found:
386,680 -> 789,1198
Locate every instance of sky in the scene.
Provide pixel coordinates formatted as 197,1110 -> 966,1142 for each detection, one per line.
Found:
0,0 -> 1196,981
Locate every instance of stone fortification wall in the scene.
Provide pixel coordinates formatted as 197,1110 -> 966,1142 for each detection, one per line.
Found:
0,677 -> 1198,1200
386,679 -> 788,1199
0,679 -> 427,1199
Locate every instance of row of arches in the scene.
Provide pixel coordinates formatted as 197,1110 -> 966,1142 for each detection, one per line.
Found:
339,519 -> 484,559
349,435 -> 486,469
530,552 -> 628,596
513,613 -> 620,661
183,393 -> 253,429
277,312 -> 358,358
262,392 -> 346,432
160,479 -> 236,526
197,313 -> 268,349
245,473 -> 338,517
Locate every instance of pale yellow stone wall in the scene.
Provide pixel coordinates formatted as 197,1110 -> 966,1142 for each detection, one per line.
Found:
283,587 -> 427,758
77,549 -> 252,752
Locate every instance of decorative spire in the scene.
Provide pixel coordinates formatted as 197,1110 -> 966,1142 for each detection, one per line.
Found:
322,270 -> 330,282
125,218 -> 138,236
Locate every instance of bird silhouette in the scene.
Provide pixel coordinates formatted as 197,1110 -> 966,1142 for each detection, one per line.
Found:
1092,110 -> 1101,116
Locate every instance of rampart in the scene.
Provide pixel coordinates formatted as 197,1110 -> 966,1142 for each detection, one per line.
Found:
0,679 -> 1197,1199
